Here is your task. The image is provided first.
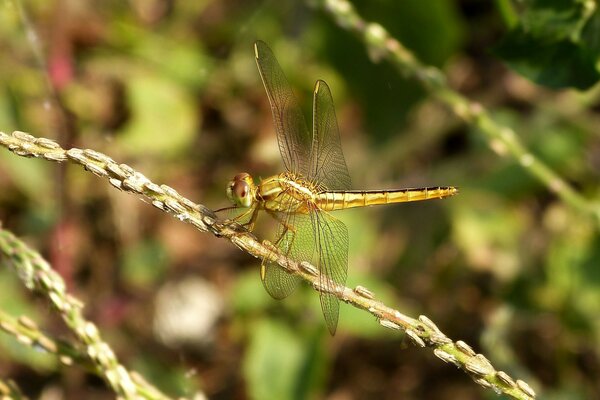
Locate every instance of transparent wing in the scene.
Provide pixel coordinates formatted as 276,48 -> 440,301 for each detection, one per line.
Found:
310,208 -> 349,335
260,212 -> 314,299
254,42 -> 351,334
310,80 -> 351,190
261,208 -> 349,335
254,40 -> 311,176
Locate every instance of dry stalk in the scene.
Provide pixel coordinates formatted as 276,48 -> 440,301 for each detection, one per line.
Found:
0,130 -> 536,399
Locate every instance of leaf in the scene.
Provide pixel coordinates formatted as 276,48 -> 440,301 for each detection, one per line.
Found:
243,320 -> 309,400
450,190 -> 528,282
494,0 -> 600,89
116,71 -> 197,158
517,0 -> 592,40
231,270 -> 272,314
0,270 -> 55,370
121,239 -> 167,289
317,0 -> 465,142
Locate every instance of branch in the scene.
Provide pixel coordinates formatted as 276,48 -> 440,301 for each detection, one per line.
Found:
0,310 -> 90,368
311,0 -> 600,226
0,309 -> 177,399
1,130 -> 536,399
0,205 -> 182,399
0,377 -> 28,400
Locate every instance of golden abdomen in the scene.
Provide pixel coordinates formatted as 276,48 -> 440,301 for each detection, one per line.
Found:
316,187 -> 458,211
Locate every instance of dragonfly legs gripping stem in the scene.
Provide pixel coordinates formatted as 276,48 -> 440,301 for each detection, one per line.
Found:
263,210 -> 298,271
241,208 -> 260,232
214,206 -> 259,232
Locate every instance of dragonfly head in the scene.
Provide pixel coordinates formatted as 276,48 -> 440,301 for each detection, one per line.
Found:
227,172 -> 256,208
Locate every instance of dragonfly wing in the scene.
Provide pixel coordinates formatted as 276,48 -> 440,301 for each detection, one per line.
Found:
254,41 -> 312,175
310,208 -> 349,335
261,259 -> 301,299
311,80 -> 351,190
261,212 -> 315,299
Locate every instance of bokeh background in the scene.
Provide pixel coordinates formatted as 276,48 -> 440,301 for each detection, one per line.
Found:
1,1 -> 600,399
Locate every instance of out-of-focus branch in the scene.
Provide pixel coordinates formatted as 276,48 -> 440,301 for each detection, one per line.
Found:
0,202 -> 182,399
0,130 -> 537,400
0,377 -> 28,400
0,309 -> 174,399
0,310 -> 88,367
311,0 -> 600,226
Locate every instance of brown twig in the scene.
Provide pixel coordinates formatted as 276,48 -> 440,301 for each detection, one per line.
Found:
0,130 -> 537,399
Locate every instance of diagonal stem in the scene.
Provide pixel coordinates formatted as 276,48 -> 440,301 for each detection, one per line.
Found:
0,195 -> 178,400
0,130 -> 537,399
311,0 -> 600,227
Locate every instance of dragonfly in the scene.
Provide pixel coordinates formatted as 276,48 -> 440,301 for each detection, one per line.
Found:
223,40 -> 457,335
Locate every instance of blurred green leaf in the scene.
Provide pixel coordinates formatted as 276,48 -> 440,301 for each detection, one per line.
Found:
0,270 -> 55,370
117,70 -> 198,157
451,190 -> 528,281
231,269 -> 272,314
244,319 -> 324,400
544,206 -> 600,316
494,0 -> 600,89
111,22 -> 213,89
0,153 -> 52,204
516,0 -> 591,39
316,0 -> 465,142
131,352 -> 200,397
121,239 -> 168,289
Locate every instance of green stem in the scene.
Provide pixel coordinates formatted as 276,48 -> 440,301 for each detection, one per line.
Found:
495,0 -> 519,28
313,0 -> 600,228
0,227 -> 177,400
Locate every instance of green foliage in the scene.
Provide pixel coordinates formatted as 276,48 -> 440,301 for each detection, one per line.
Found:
121,238 -> 168,289
0,271 -> 55,370
495,0 -> 600,89
315,0 -> 465,142
231,269 -> 279,318
452,190 -> 527,282
1,0 -> 600,398
243,320 -> 326,400
116,70 -> 197,158
132,353 -> 202,397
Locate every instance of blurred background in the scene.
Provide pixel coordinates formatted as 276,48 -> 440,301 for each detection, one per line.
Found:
1,1 -> 600,399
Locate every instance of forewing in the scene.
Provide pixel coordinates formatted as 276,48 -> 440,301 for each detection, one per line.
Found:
254,41 -> 312,175
261,212 -> 315,299
310,80 -> 351,190
310,208 -> 349,335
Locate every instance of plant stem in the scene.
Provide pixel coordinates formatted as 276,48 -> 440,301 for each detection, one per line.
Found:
311,0 -> 600,227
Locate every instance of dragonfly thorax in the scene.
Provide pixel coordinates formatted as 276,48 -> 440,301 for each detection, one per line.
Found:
256,172 -> 321,214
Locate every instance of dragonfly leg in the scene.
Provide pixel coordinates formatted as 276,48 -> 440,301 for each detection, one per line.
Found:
240,207 -> 260,231
266,211 -> 296,246
265,210 -> 300,270
213,206 -> 238,213
260,211 -> 299,281
214,205 -> 260,232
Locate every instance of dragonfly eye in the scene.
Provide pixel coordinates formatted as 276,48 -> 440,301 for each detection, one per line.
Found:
233,181 -> 248,198
229,179 -> 253,207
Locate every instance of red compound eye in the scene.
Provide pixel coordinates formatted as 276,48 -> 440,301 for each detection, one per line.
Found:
233,180 -> 249,198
